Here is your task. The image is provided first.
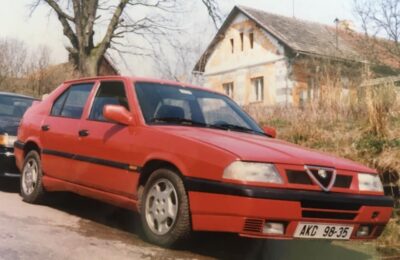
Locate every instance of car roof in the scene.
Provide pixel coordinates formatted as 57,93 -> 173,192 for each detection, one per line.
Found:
63,75 -> 221,94
0,92 -> 36,100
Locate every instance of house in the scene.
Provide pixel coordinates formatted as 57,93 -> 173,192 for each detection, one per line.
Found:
193,5 -> 400,107
98,55 -> 120,76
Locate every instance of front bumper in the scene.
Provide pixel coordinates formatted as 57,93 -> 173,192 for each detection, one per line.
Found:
187,178 -> 393,240
0,147 -> 20,177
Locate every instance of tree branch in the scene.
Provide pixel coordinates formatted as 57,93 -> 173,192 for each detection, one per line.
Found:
96,0 -> 129,59
201,0 -> 223,29
44,0 -> 78,49
43,0 -> 75,21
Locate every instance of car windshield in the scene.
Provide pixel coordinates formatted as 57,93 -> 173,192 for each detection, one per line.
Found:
134,82 -> 264,135
0,95 -> 34,119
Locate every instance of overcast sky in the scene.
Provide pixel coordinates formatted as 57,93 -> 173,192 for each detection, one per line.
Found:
0,0 -> 355,76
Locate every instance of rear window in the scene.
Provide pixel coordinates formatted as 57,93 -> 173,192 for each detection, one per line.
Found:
51,83 -> 94,119
0,95 -> 34,118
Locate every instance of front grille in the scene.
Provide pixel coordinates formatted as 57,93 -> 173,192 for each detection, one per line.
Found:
308,169 -> 334,188
334,175 -> 353,188
286,170 -> 352,188
301,200 -> 361,211
287,170 -> 312,185
302,210 -> 357,220
243,218 -> 263,233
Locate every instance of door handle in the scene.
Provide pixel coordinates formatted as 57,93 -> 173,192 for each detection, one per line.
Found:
78,129 -> 90,137
41,125 -> 50,131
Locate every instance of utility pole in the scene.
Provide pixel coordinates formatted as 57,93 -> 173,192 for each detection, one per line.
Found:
292,0 -> 295,18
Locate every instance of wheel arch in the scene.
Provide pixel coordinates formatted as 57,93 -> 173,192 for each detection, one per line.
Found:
23,140 -> 41,157
138,159 -> 185,189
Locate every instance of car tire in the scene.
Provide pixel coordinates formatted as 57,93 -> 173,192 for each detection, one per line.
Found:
20,150 -> 46,203
140,168 -> 191,247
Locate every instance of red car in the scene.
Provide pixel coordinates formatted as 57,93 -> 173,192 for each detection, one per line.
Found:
15,76 -> 393,247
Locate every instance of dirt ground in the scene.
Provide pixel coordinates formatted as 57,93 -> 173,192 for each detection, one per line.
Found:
0,177 -> 397,260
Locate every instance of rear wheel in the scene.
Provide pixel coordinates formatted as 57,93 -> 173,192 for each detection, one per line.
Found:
140,168 -> 191,247
20,150 -> 46,203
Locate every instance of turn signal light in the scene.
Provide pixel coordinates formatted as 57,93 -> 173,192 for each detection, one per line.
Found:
0,134 -> 17,148
0,135 -> 6,146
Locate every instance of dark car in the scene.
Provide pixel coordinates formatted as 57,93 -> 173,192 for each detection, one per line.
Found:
0,92 -> 36,177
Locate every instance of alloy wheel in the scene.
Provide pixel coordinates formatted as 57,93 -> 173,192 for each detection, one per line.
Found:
145,178 -> 179,235
22,158 -> 39,195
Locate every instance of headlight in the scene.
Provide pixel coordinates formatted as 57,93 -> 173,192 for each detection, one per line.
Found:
0,134 -> 17,148
223,161 -> 283,184
358,173 -> 383,192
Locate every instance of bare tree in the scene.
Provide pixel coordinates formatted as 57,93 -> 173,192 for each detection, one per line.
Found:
153,27 -> 213,84
353,0 -> 400,64
26,45 -> 51,96
201,0 -> 223,28
0,39 -> 28,88
30,0 -> 223,77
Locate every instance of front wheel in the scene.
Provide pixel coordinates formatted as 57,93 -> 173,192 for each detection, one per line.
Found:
140,168 -> 191,247
20,150 -> 46,203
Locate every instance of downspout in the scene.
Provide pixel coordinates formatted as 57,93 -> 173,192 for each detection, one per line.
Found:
286,52 -> 300,106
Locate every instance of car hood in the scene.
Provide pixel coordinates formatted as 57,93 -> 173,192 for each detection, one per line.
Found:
0,116 -> 20,136
157,126 -> 374,173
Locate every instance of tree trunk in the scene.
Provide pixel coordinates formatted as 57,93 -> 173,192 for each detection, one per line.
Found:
75,53 -> 100,77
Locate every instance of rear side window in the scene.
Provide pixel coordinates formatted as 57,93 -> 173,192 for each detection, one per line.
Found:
89,81 -> 129,122
51,83 -> 93,119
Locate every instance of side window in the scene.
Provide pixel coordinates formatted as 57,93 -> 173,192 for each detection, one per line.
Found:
89,81 -> 128,121
222,82 -> 234,98
51,90 -> 69,116
251,77 -> 264,102
51,83 -> 94,119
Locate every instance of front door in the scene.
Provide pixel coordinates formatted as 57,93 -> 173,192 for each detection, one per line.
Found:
72,81 -> 139,197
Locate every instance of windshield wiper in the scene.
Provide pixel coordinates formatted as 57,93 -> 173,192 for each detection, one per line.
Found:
151,118 -> 264,136
151,117 -> 209,127
212,123 -> 265,135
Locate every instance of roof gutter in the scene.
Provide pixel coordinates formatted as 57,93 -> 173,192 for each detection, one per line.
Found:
295,50 -> 368,64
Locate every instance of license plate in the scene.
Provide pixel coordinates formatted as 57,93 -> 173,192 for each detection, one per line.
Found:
294,223 -> 353,240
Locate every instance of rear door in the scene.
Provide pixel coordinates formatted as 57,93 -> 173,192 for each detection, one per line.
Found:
72,80 -> 139,197
41,83 -> 95,181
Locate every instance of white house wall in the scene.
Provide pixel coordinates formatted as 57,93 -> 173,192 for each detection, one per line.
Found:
203,12 -> 294,106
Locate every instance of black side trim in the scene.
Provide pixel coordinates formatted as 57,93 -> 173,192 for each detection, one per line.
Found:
42,149 -> 139,172
14,141 -> 25,150
43,149 -> 74,159
185,177 -> 394,207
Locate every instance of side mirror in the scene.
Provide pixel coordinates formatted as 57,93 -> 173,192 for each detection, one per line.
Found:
263,126 -> 277,138
103,105 -> 133,126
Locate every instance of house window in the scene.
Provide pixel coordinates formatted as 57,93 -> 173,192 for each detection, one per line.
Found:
223,82 -> 234,98
240,32 -> 244,51
249,32 -> 254,49
230,38 -> 234,53
251,77 -> 264,102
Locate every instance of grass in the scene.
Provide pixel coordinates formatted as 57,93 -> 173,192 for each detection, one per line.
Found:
376,218 -> 400,255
